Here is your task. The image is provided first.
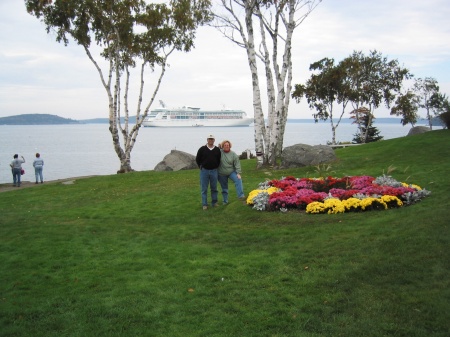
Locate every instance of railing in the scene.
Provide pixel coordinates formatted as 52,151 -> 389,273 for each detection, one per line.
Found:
328,144 -> 361,149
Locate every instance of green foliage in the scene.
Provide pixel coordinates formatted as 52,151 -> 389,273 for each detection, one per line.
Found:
313,163 -> 335,177
293,50 -> 411,144
439,111 -> 450,128
351,111 -> 383,143
390,90 -> 420,125
429,92 -> 450,128
293,57 -> 347,122
25,0 -> 212,61
1,130 -> 449,336
25,0 -> 212,172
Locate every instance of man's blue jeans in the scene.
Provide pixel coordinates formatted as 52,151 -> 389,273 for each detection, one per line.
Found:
12,168 -> 21,186
200,168 -> 218,206
218,171 -> 244,203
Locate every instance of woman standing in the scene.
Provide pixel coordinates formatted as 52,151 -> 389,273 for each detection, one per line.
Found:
33,153 -> 44,184
218,140 -> 245,204
10,154 -> 25,187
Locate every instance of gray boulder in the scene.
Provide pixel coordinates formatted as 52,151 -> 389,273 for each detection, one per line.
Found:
408,126 -> 431,136
154,150 -> 197,171
281,144 -> 337,168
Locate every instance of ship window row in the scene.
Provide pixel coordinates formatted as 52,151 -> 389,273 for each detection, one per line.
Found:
171,115 -> 243,119
167,112 -> 243,116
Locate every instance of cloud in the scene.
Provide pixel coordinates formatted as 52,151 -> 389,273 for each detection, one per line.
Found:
0,0 -> 449,120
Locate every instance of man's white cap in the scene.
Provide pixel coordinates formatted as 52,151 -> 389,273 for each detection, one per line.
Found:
207,134 -> 215,139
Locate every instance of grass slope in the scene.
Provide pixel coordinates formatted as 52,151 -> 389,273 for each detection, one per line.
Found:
0,130 -> 449,337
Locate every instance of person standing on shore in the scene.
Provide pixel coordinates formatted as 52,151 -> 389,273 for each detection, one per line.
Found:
33,153 -> 44,184
196,134 -> 221,210
10,154 -> 25,187
218,140 -> 245,204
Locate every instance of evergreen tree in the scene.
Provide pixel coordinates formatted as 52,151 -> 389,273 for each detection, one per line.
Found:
351,108 -> 383,143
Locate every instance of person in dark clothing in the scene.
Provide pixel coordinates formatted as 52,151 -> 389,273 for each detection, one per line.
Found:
196,134 -> 222,210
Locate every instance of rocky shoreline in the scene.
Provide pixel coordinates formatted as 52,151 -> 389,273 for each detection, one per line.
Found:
0,176 -> 96,193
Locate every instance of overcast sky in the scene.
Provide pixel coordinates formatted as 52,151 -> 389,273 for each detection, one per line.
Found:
1,0 -> 449,120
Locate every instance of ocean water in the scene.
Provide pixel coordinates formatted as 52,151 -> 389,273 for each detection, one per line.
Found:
0,121 -> 435,184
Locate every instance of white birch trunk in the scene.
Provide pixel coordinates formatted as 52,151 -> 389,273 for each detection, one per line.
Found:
276,1 -> 296,158
82,27 -> 172,173
256,7 -> 276,166
243,1 -> 266,167
215,0 -> 321,167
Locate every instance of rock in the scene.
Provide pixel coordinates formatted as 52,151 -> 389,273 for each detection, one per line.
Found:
281,144 -> 337,168
154,150 -> 197,171
407,126 -> 431,136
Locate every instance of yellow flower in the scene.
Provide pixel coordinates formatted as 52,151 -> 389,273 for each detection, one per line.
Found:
323,199 -> 345,214
360,197 -> 386,210
402,182 -> 422,190
380,195 -> 403,207
306,199 -> 345,214
306,201 -> 326,214
246,186 -> 279,205
342,198 -> 362,211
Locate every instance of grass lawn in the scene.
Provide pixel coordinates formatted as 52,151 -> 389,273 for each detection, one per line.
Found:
0,130 -> 449,336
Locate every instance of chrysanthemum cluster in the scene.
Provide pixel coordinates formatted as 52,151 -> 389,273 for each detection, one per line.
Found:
246,175 -> 430,214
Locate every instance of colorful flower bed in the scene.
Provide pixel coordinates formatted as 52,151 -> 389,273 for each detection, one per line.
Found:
246,175 -> 431,214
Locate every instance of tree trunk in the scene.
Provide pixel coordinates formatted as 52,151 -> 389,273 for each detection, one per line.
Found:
426,107 -> 433,130
215,0 -> 320,168
244,1 -> 266,168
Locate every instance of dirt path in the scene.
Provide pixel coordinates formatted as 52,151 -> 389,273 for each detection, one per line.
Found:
0,176 -> 96,193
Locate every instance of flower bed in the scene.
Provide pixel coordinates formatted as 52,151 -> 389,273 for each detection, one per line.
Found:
246,175 -> 431,214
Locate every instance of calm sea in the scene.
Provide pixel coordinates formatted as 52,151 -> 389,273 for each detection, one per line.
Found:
0,121 -> 436,184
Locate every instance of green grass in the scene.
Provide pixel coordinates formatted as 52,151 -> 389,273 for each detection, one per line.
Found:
1,130 -> 449,337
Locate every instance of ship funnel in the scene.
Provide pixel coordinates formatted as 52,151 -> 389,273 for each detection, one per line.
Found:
159,100 -> 166,108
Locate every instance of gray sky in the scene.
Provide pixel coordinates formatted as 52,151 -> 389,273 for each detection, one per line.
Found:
1,0 -> 449,120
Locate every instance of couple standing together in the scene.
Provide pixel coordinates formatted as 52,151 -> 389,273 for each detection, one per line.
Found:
196,134 -> 245,210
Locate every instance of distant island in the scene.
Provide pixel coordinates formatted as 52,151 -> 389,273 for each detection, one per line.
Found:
0,113 -> 441,126
0,114 -> 138,125
0,114 -> 79,125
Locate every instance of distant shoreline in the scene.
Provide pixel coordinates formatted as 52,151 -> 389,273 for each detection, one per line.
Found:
1,113 -> 438,126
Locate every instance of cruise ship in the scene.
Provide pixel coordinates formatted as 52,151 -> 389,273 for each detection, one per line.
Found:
142,102 -> 253,127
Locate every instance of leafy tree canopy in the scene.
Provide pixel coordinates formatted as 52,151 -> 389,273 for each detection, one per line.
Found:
25,0 -> 212,172
26,0 -> 212,66
293,50 -> 412,143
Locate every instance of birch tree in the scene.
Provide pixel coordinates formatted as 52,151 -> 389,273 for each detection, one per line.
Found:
213,0 -> 321,167
294,50 -> 411,143
413,77 -> 440,130
292,58 -> 350,145
25,0 -> 211,173
341,50 -> 411,143
390,91 -> 420,126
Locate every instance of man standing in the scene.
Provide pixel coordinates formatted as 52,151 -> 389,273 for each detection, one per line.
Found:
10,154 -> 25,187
196,134 -> 221,210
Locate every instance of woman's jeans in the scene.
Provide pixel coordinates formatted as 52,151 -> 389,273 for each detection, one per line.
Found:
218,171 -> 244,203
35,167 -> 44,183
12,168 -> 21,186
200,168 -> 218,206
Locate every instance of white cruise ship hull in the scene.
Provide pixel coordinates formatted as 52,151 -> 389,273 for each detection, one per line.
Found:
142,105 -> 253,127
143,117 -> 253,127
